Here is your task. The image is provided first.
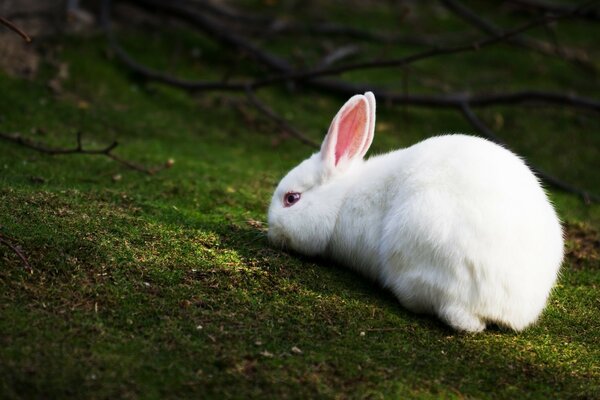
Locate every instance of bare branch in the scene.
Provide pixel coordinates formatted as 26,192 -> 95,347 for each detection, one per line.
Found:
367,89 -> 600,111
244,88 -> 319,148
105,35 -> 600,112
316,45 -> 361,68
111,0 -> 596,93
0,131 -> 118,155
252,1 -> 598,82
459,102 -> 599,203
107,36 -> 247,92
506,0 -> 600,20
294,9 -> 583,78
0,232 -> 33,273
440,0 -> 597,71
261,21 -> 439,46
0,15 -> 32,42
103,1 -> 600,114
0,131 -> 171,175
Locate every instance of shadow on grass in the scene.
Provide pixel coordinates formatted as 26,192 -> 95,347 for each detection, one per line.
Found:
0,192 -> 596,398
152,206 -> 597,398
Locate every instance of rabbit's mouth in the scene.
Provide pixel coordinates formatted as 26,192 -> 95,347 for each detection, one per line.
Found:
267,226 -> 291,250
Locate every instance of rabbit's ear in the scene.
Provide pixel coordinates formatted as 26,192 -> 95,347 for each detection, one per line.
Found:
321,92 -> 375,171
362,91 -> 376,156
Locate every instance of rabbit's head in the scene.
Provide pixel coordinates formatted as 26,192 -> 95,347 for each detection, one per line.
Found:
268,92 -> 376,255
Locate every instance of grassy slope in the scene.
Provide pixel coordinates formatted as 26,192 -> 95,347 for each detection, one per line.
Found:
1,2 -> 599,399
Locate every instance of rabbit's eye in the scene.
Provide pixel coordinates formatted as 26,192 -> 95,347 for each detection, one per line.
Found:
284,192 -> 301,207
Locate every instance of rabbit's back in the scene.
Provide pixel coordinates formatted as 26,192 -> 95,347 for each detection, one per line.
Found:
373,135 -> 563,331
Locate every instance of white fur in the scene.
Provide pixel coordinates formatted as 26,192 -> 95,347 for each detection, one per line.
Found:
268,92 -> 563,332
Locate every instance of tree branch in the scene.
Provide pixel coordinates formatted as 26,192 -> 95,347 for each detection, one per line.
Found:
103,1 -> 600,113
440,0 -> 597,72
368,89 -> 600,111
247,4 -> 589,85
0,131 -> 172,175
459,102 -> 599,203
244,88 -> 319,148
0,232 -> 32,273
506,0 -> 600,21
106,35 -> 247,92
0,15 -> 32,42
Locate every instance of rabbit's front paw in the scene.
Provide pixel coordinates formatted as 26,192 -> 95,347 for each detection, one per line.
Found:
440,305 -> 485,333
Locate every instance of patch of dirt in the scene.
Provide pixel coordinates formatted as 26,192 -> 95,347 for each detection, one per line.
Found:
0,1 -> 97,79
0,35 -> 39,79
564,222 -> 600,270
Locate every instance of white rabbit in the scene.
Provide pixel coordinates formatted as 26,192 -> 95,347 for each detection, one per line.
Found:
268,92 -> 563,332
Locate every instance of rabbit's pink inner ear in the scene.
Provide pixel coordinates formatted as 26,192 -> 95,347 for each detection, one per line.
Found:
335,99 -> 368,165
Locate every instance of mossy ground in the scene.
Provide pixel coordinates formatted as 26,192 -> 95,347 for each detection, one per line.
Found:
0,2 -> 599,399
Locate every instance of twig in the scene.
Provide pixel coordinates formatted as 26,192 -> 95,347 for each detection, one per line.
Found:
506,0 -> 600,20
263,22 -> 438,46
304,76 -> 600,111
440,0 -> 596,72
316,45 -> 361,68
0,131 -> 171,175
107,35 -> 247,92
244,88 -> 319,148
0,15 -> 32,42
0,130 -> 117,155
366,89 -> 600,111
0,232 -> 33,273
459,102 -> 599,203
365,327 -> 401,332
222,17 -> 445,47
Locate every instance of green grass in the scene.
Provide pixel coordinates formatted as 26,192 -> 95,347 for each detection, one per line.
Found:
1,2 -> 599,398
